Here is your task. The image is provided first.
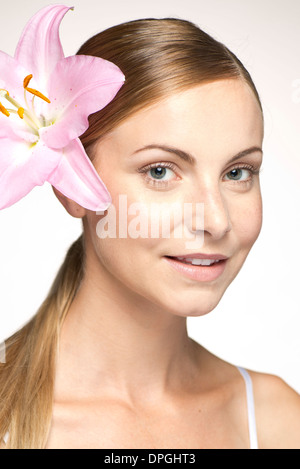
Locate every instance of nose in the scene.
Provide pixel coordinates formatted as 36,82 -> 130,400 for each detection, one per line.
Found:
187,184 -> 232,240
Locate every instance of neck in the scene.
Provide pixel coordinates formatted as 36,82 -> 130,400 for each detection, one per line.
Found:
56,250 -> 199,404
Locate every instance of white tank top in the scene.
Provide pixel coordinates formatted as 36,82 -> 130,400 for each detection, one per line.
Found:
237,366 -> 258,449
2,366 -> 258,449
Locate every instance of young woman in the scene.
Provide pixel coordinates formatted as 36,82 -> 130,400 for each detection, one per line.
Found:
1,12 -> 299,449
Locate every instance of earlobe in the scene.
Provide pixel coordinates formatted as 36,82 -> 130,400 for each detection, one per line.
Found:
51,186 -> 87,218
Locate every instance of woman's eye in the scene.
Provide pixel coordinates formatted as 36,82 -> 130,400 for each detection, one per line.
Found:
224,167 -> 253,182
148,166 -> 174,181
138,162 -> 178,187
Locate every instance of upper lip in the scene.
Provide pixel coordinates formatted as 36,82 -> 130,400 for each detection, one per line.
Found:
167,253 -> 228,260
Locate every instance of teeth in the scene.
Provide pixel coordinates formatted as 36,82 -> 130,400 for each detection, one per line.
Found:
176,257 -> 220,266
190,258 -> 216,266
192,259 -> 211,265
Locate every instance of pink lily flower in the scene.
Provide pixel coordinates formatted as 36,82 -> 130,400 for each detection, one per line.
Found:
0,5 -> 125,211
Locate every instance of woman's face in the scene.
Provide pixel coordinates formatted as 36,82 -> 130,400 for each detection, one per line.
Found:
83,79 -> 263,316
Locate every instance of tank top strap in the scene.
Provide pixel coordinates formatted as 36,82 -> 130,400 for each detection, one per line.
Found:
237,366 -> 259,449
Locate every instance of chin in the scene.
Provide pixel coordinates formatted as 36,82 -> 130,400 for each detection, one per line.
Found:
162,290 -> 225,318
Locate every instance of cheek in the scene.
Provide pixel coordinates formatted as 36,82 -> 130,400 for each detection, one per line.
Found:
87,217 -> 166,311
231,190 -> 263,250
86,191 -> 162,284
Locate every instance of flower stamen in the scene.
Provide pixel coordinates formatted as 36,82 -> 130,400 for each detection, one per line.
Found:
23,74 -> 33,88
18,107 -> 25,119
23,74 -> 51,104
0,102 -> 10,117
0,75 -> 50,132
26,87 -> 51,104
0,88 -> 38,131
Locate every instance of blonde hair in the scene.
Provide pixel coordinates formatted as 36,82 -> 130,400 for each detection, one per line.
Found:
0,18 -> 262,449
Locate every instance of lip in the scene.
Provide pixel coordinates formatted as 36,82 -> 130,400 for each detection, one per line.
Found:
169,253 -> 228,260
163,255 -> 228,282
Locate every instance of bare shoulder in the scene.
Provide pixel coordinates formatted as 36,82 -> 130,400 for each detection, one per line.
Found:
248,370 -> 300,449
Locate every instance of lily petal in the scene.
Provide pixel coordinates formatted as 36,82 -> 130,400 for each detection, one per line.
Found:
0,114 -> 38,143
0,116 -> 16,139
0,138 -> 61,210
14,5 -> 72,92
39,55 -> 125,149
0,51 -> 30,104
47,138 -> 112,211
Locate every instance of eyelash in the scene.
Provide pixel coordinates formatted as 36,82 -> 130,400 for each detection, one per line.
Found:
137,161 -> 261,188
137,162 -> 179,188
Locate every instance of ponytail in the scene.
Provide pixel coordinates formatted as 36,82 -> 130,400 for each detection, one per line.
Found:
0,235 -> 85,449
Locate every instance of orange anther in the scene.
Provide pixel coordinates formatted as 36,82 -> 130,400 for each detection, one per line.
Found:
0,102 -> 10,117
23,74 -> 33,89
26,87 -> 51,104
0,89 -> 9,97
18,107 -> 25,119
23,75 -> 51,104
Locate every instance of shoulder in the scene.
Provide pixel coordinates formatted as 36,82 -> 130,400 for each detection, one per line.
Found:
248,370 -> 300,449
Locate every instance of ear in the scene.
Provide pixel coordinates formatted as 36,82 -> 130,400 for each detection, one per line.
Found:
52,186 -> 87,218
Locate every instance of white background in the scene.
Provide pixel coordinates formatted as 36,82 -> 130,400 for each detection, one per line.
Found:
0,0 -> 299,392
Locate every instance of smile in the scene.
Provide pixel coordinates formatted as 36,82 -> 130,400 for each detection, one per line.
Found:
163,256 -> 228,282
173,257 -> 220,266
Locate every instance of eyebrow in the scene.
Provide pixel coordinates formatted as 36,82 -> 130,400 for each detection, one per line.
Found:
132,144 -> 263,166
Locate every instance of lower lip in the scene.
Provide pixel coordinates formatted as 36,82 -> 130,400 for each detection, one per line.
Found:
163,257 -> 227,282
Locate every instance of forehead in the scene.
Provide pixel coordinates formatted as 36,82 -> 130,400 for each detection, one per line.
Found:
99,79 -> 263,160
